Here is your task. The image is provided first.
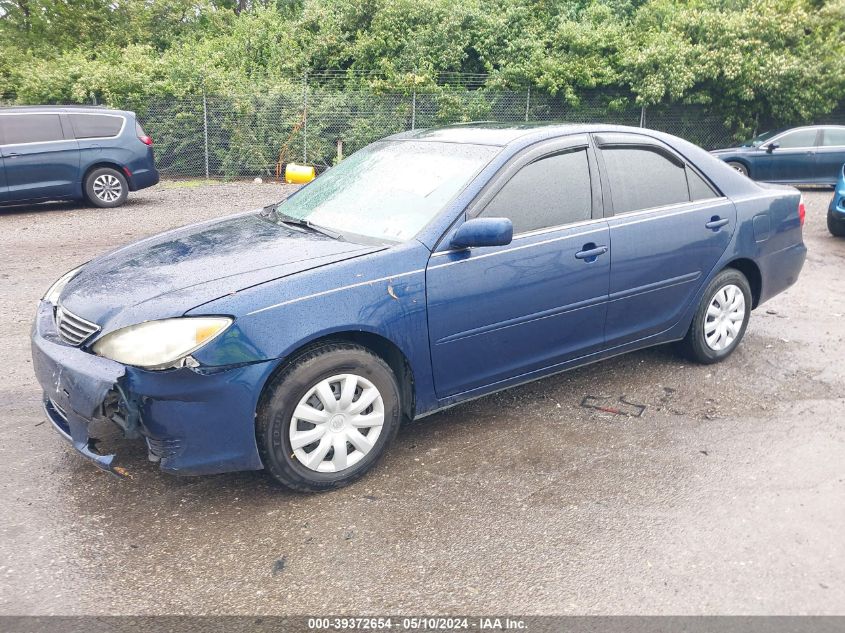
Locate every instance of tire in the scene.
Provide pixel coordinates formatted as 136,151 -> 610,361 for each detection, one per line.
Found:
256,343 -> 402,492
679,269 -> 752,365
84,167 -> 128,208
828,210 -> 845,237
726,161 -> 749,178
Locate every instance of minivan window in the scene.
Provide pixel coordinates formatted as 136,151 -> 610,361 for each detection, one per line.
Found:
602,147 -> 689,214
821,128 -> 845,147
1,114 -> 64,145
69,114 -> 123,139
481,149 -> 592,234
776,129 -> 818,148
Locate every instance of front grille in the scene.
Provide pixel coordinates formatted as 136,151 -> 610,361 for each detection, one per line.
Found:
56,306 -> 100,346
49,398 -> 68,422
46,397 -> 72,439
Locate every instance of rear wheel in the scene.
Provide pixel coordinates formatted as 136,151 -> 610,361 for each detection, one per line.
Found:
726,161 -> 749,177
84,167 -> 128,208
679,269 -> 752,364
256,343 -> 401,492
828,210 -> 845,237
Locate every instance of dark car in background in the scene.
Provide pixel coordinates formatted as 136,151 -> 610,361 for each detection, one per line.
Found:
712,125 -> 845,185
828,163 -> 845,237
0,106 -> 159,208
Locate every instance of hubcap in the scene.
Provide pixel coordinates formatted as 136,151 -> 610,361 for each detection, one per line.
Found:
704,284 -> 746,351
289,373 -> 385,473
92,174 -> 122,202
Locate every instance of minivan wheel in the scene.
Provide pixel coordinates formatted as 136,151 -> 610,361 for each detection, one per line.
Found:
256,343 -> 401,492
726,161 -> 748,177
679,269 -> 752,365
85,167 -> 128,208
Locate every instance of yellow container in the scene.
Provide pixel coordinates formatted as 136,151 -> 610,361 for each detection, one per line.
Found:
285,163 -> 316,184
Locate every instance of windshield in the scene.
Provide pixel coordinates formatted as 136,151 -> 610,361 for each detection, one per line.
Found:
274,140 -> 499,243
740,129 -> 781,147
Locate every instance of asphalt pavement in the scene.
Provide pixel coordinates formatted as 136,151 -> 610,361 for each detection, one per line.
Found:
0,182 -> 842,615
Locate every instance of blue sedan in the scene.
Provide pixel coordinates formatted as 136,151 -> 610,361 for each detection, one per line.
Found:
32,124 -> 807,491
711,125 -> 845,184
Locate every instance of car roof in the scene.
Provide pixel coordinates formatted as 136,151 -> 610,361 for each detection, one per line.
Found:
0,105 -> 133,116
387,122 -> 588,146
386,121 -> 688,147
391,121 -> 845,147
770,124 -> 845,134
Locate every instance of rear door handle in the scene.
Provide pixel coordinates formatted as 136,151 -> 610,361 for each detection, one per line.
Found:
5,152 -> 20,158
705,217 -> 729,230
575,244 -> 608,260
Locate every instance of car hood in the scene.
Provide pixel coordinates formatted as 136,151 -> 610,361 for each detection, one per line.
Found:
59,211 -> 380,330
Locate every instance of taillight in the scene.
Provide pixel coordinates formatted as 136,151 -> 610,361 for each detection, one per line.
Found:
139,135 -> 153,146
798,198 -> 806,227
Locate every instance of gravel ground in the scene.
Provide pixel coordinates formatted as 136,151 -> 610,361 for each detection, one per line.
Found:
0,182 -> 843,615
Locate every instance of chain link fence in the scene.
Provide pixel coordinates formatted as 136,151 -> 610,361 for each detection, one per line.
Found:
127,87 -> 766,180
1,82 -> 829,180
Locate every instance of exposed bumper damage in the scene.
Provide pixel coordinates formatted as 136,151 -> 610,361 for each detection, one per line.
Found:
31,302 -> 272,477
32,304 -> 128,475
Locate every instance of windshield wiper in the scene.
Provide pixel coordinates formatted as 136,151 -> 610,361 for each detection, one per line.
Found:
262,203 -> 343,241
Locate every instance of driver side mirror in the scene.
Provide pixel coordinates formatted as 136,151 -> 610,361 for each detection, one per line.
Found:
764,142 -> 780,153
450,217 -> 513,249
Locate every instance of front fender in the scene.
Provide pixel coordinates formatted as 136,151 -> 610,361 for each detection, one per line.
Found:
189,241 -> 439,415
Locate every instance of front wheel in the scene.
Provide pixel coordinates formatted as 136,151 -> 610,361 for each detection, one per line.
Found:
256,343 -> 401,492
679,269 -> 752,364
726,161 -> 749,178
84,167 -> 128,208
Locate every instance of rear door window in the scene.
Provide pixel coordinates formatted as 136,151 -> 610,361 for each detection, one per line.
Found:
687,168 -> 718,201
821,128 -> 845,147
775,129 -> 819,148
69,114 -> 124,139
481,149 -> 592,234
601,146 -> 690,214
1,114 -> 65,144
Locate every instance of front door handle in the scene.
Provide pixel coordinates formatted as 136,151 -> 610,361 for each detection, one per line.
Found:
705,217 -> 729,230
5,152 -> 20,158
575,244 -> 608,261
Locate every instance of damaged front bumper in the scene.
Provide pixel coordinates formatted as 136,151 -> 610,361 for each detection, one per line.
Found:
31,301 -> 274,477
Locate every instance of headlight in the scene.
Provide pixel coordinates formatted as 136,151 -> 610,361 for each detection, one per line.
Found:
42,266 -> 83,305
92,317 -> 233,370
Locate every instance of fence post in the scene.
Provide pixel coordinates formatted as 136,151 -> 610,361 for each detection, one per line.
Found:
639,105 -> 646,128
411,86 -> 417,131
302,72 -> 308,164
202,91 -> 210,180
525,86 -> 531,122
